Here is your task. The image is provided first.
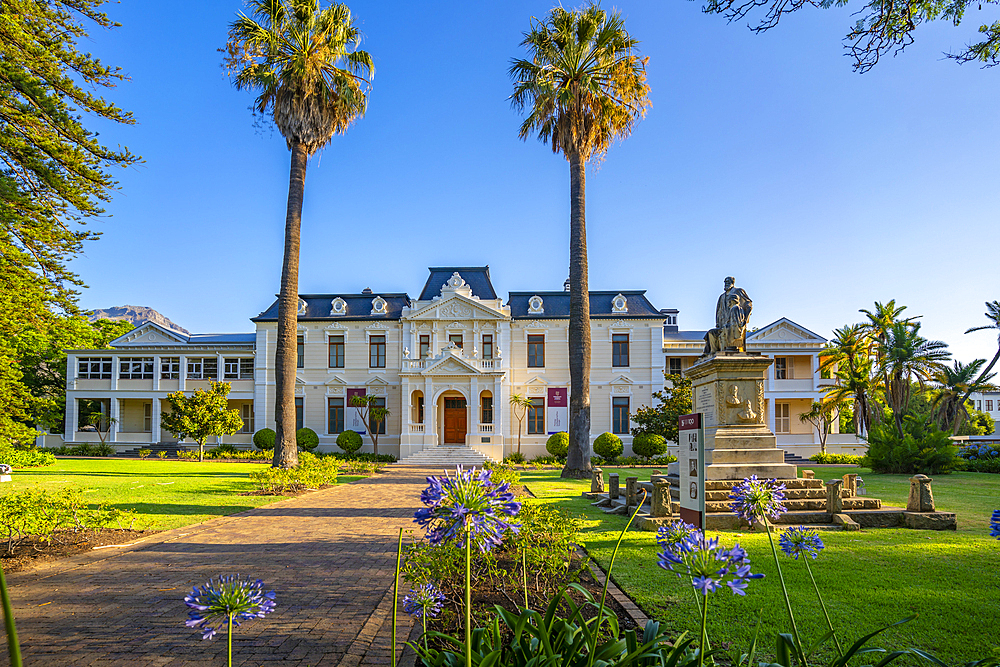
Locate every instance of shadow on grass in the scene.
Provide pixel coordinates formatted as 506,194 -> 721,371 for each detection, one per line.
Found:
107,502 -> 265,517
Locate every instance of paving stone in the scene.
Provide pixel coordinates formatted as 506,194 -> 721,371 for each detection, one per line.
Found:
5,467 -> 437,666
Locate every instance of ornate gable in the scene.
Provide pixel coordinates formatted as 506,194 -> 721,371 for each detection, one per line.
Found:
423,354 -> 482,376
113,322 -> 187,347
406,294 -> 506,322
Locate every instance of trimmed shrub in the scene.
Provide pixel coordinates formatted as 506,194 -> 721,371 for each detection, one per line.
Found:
138,448 -> 151,460
958,442 -> 1000,473
545,432 -> 569,458
809,452 -> 865,465
320,450 -> 395,463
504,452 -> 526,465
249,452 -> 339,493
1,447 -> 56,468
530,455 -> 561,465
336,430 -> 363,454
593,432 -> 623,462
632,433 -> 667,460
253,428 -> 276,450
296,427 -> 320,452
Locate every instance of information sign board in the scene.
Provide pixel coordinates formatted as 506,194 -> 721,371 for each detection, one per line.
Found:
678,413 -> 705,528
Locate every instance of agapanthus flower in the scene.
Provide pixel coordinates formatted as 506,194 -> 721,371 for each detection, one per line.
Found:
990,510 -> 1000,539
402,583 -> 447,619
779,526 -> 825,560
413,466 -> 521,551
184,575 -> 276,640
729,476 -> 787,525
656,520 -> 698,550
657,528 -> 763,596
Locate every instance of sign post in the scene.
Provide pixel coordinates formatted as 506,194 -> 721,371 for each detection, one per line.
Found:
678,413 -> 705,528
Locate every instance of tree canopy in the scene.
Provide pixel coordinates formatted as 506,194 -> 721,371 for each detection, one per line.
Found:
703,0 -> 1000,71
161,382 -> 244,462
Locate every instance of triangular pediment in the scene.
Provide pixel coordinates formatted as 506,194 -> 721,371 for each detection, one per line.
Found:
748,318 -> 825,344
325,375 -> 347,386
407,294 -> 506,321
366,376 -> 390,386
611,375 -> 633,385
112,322 -> 188,346
525,375 -> 548,386
424,354 -> 481,376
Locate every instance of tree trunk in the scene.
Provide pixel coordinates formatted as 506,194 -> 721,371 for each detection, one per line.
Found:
198,439 -> 204,463
562,152 -> 592,479
273,139 -> 307,469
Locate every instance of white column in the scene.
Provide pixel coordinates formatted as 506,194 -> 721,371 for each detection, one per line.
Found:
152,355 -> 160,391
67,354 -> 77,390
179,354 -> 187,391
424,376 -> 434,446
469,377 -> 479,442
65,397 -> 78,442
218,353 -> 225,384
110,355 -> 119,390
767,398 -> 776,434
109,398 -> 120,443
152,397 -> 161,444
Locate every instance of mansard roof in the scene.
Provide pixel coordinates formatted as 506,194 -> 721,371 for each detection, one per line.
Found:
251,293 -> 411,322
418,267 -> 497,301
507,291 -> 661,319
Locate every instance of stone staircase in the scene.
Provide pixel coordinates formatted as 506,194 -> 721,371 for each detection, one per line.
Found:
395,445 -> 490,467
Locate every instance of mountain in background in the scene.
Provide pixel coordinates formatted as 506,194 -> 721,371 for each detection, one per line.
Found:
87,305 -> 189,336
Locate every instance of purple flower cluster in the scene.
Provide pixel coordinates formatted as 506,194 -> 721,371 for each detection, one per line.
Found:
402,583 -> 447,619
657,520 -> 764,596
414,466 -> 521,551
991,510 -> 1000,539
184,575 -> 276,640
729,476 -> 788,526
779,526 -> 825,560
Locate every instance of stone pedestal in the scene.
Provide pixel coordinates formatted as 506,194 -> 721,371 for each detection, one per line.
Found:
652,479 -> 671,517
907,475 -> 935,512
625,477 -> 639,511
842,473 -> 858,497
802,470 -> 815,479
608,473 -> 620,500
825,480 -> 844,513
686,353 -> 797,480
591,468 -> 605,494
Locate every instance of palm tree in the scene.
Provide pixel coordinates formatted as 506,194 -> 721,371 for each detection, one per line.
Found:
859,300 -> 918,420
225,0 -> 374,468
957,301 -> 1000,414
929,359 -> 996,433
509,393 -> 534,456
510,3 -> 650,479
819,324 -> 876,435
879,321 -> 951,437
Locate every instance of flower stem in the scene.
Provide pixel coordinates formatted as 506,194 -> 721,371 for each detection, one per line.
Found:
465,526 -> 472,667
227,614 -> 233,667
422,615 -> 428,655
392,527 -> 403,667
588,490 -> 645,667
0,562 -> 22,667
698,591 -> 708,667
688,575 -> 712,654
522,548 -> 528,609
763,519 -> 806,666
803,556 -> 843,656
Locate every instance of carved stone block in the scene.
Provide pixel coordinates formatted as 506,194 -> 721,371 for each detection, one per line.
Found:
608,473 -> 620,500
591,468 -> 605,494
825,479 -> 844,514
907,474 -> 935,512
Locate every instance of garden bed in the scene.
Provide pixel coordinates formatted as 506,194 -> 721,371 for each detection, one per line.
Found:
1,529 -> 155,573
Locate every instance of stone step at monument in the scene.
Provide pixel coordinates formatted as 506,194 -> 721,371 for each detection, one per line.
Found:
395,445 -> 490,467
706,463 -> 798,480
707,448 -> 787,465
704,487 -> 827,502
703,478 -> 825,490
705,496 -> 882,513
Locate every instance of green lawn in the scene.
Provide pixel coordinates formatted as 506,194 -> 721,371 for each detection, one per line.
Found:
522,468 -> 1000,664
4,459 -> 362,532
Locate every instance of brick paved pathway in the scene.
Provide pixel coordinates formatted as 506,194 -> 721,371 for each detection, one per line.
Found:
5,466 -> 440,667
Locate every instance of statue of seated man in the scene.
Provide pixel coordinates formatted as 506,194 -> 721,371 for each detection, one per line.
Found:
703,276 -> 753,355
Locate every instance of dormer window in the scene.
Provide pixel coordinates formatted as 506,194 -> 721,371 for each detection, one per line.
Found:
330,297 -> 347,316
528,295 -> 544,314
297,298 -> 308,315
370,296 -> 388,316
611,294 -> 628,314
666,314 -> 677,325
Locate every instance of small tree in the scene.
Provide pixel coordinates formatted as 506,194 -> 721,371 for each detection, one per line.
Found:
631,373 -> 693,444
86,412 -> 117,446
509,393 -> 533,455
161,382 -> 243,462
349,394 -> 391,455
799,400 -> 836,455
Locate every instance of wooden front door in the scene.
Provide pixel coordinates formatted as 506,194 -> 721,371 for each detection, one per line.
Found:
443,398 -> 467,444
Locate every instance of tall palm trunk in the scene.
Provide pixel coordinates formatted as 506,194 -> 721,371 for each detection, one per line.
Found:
563,152 -> 592,479
273,139 -> 307,469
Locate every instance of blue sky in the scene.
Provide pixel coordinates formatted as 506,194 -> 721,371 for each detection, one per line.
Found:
71,0 -> 999,362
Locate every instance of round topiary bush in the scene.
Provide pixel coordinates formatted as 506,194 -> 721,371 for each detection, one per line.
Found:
632,433 -> 668,459
593,432 -> 623,462
253,428 -> 276,450
546,432 -> 569,458
296,427 -> 320,452
336,429 -> 363,454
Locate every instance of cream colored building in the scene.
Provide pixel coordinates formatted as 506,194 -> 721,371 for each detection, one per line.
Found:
55,266 -> 861,459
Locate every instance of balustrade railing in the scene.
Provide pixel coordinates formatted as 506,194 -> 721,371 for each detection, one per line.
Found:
409,423 -> 424,433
